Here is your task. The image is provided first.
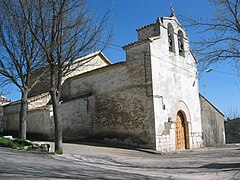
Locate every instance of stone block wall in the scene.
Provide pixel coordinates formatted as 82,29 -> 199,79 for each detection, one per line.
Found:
200,94 -> 225,147
61,95 -> 95,141
137,20 -> 161,41
191,132 -> 204,148
62,58 -> 156,149
2,102 -> 53,140
3,103 -> 20,135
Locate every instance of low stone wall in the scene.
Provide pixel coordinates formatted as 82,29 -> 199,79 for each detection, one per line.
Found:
2,103 -> 54,140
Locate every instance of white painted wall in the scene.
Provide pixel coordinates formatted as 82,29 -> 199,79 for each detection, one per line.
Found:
149,17 -> 203,151
62,52 -> 111,82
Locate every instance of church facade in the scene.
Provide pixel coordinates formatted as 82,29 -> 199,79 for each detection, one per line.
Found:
2,13 -> 225,151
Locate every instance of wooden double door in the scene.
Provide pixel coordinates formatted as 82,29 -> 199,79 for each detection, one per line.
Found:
176,111 -> 189,150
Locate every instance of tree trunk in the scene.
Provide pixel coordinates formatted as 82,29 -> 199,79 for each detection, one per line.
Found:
19,90 -> 28,140
51,91 -> 63,154
50,67 -> 63,154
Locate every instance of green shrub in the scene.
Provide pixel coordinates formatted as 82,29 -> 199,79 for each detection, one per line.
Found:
13,139 -> 32,146
0,137 -> 32,150
0,137 -> 19,149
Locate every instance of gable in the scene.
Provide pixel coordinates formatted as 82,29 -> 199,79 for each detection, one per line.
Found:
199,94 -> 224,117
28,51 -> 111,98
63,51 -> 112,81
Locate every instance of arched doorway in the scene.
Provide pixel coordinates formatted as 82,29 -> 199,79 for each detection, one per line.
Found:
176,111 -> 189,150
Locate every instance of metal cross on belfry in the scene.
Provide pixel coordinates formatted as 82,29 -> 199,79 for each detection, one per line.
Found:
170,0 -> 175,17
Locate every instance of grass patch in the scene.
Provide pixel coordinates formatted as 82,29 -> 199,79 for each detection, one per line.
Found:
14,139 -> 32,146
0,137 -> 32,150
55,149 -> 63,155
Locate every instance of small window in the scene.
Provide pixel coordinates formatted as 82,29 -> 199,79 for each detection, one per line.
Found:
167,23 -> 175,53
178,30 -> 185,57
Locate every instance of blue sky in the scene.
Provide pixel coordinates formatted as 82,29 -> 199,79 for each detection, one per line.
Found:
4,0 -> 240,116
86,0 -> 240,115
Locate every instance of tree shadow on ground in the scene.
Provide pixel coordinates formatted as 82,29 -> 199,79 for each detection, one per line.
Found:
200,163 -> 240,169
67,141 -> 158,154
0,149 -> 162,180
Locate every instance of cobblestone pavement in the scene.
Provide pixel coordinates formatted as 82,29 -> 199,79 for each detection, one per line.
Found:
0,143 -> 240,179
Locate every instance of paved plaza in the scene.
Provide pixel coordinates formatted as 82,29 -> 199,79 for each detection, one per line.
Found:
0,143 -> 240,179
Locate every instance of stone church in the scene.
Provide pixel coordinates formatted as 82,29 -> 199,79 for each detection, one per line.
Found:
2,12 -> 225,152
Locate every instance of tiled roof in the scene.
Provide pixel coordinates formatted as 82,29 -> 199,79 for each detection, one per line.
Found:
122,39 -> 151,50
0,96 -> 11,103
27,92 -> 50,103
136,23 -> 155,31
122,37 -> 160,50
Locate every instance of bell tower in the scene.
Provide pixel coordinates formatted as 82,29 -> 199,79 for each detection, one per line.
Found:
123,10 -> 203,151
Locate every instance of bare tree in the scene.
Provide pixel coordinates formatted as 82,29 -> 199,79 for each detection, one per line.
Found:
181,0 -> 240,71
225,106 -> 240,120
0,0 -> 47,139
19,0 -> 111,154
0,77 -> 10,96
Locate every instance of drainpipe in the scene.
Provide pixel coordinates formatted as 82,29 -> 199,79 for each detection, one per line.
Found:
143,51 -> 149,97
143,51 -> 165,110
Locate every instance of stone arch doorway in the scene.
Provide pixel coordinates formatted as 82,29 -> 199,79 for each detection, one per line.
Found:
175,111 -> 189,150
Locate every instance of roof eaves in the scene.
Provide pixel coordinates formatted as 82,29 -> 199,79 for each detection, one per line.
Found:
122,39 -> 151,50
190,51 -> 198,63
122,36 -> 160,50
72,51 -> 101,64
99,51 -> 112,64
27,92 -> 50,103
68,62 -> 126,82
72,51 -> 112,65
162,16 -> 185,30
2,100 -> 20,107
199,93 -> 224,116
136,23 -> 155,31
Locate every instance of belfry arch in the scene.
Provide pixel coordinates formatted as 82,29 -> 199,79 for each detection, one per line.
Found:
178,30 -> 185,57
167,23 -> 175,53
